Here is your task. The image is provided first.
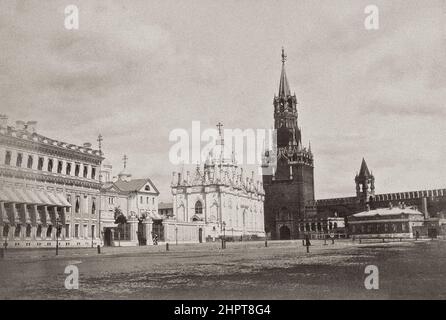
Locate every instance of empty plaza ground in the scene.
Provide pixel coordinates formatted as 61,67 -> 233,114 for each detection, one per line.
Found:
0,239 -> 445,299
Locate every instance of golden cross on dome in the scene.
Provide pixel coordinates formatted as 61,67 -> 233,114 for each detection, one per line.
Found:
123,154 -> 128,168
216,122 -> 223,135
281,47 -> 287,64
97,134 -> 103,155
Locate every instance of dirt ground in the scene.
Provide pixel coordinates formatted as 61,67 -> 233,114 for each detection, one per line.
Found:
0,239 -> 445,299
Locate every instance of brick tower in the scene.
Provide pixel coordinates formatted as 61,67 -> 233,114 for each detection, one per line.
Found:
262,48 -> 315,240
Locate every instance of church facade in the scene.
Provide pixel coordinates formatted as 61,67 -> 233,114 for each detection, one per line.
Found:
262,50 -> 446,240
170,126 -> 265,243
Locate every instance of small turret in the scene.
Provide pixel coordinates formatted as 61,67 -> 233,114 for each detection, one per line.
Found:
355,158 -> 375,206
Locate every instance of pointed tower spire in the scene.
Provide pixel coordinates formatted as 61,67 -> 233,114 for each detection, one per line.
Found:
97,134 -> 103,156
278,47 -> 291,98
358,158 -> 371,177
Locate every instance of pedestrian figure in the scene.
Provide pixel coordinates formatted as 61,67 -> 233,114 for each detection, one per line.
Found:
305,234 -> 311,253
153,234 -> 158,245
415,231 -> 419,241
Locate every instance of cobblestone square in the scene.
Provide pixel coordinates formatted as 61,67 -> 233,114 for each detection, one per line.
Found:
1,239 -> 445,299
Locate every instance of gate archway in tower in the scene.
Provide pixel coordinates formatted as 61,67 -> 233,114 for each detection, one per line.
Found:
279,225 -> 291,240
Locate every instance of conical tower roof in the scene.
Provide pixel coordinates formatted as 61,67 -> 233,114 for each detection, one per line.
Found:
278,47 -> 291,98
358,158 -> 371,178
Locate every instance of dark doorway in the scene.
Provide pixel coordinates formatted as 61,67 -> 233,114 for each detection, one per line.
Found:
428,228 -> 437,239
199,228 -> 203,243
104,228 -> 113,246
152,221 -> 164,241
138,220 -> 147,245
279,225 -> 291,240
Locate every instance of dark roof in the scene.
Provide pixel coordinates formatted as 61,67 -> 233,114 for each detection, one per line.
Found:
278,62 -> 291,98
358,158 -> 371,177
158,202 -> 173,210
114,178 -> 159,194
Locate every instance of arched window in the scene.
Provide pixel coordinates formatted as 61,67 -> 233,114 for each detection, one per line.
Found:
195,201 -> 203,214
27,155 -> 33,169
3,225 -> 9,237
36,225 -> 42,237
75,196 -> 80,213
14,225 -> 21,238
47,159 -> 53,172
91,199 -> 96,214
37,157 -> 44,170
16,153 -> 23,167
46,225 -> 53,238
67,195 -> 71,213
57,161 -> 63,173
4,151 -> 11,165
83,166 -> 88,178
26,224 -> 31,238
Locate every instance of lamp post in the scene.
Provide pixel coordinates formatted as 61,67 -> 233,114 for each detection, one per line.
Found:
55,217 -> 60,256
3,230 -> 8,251
222,221 -> 226,249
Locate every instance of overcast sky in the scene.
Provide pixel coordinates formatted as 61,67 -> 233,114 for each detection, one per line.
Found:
1,0 -> 445,202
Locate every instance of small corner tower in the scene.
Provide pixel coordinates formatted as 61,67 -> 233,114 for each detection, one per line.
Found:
355,158 -> 375,205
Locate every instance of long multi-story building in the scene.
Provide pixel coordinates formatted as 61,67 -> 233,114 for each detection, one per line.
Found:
0,115 -> 103,248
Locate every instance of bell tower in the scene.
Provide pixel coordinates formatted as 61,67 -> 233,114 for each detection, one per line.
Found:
274,48 -> 301,150
262,48 -> 315,240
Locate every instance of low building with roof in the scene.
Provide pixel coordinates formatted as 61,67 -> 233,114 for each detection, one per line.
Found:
158,202 -> 173,218
347,203 -> 425,239
99,155 -> 160,246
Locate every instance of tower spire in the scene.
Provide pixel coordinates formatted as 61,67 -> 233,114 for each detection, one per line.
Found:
123,154 -> 128,169
358,158 -> 371,177
278,47 -> 291,98
97,134 -> 103,156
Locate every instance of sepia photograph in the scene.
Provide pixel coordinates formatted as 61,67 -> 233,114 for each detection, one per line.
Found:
0,0 -> 445,310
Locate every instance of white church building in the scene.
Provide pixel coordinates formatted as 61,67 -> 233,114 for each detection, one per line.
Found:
168,124 -> 265,243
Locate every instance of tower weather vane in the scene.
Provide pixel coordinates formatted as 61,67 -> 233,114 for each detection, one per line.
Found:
216,122 -> 223,135
97,134 -> 103,156
281,47 -> 287,64
123,154 -> 128,169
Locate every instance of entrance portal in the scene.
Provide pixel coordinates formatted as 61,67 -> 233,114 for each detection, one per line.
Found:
279,225 -> 291,240
137,221 -> 147,245
104,228 -> 113,246
198,228 -> 203,243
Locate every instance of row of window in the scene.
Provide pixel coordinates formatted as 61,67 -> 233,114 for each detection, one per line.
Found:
2,223 -> 96,239
4,150 -> 97,179
351,223 -> 407,234
139,196 -> 156,205
67,194 -> 96,215
297,222 -> 338,232
108,195 -> 156,206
